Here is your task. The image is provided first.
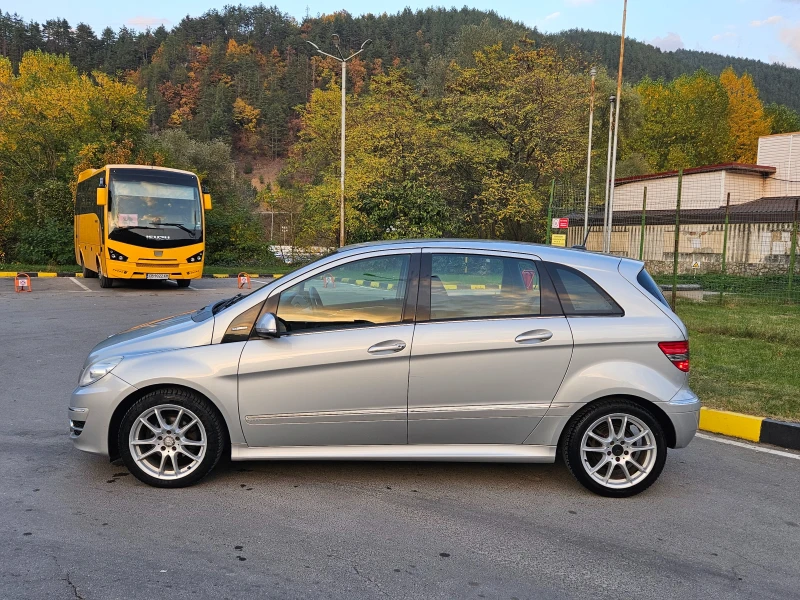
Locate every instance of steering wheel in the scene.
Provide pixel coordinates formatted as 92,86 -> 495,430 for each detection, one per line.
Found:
309,286 -> 324,309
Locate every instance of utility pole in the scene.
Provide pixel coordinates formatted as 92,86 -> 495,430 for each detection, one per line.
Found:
584,67 -> 597,243
602,95 -> 616,252
306,36 -> 372,247
604,0 -> 628,254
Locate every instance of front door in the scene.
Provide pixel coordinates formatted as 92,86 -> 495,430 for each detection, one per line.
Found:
238,250 -> 419,447
407,251 -> 573,444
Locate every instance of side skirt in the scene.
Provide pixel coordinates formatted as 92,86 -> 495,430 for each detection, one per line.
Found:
231,444 -> 556,463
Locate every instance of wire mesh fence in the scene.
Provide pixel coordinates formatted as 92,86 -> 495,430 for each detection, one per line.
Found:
547,169 -> 800,306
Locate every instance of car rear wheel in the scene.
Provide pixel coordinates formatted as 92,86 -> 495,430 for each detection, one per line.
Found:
118,388 -> 225,488
562,399 -> 667,498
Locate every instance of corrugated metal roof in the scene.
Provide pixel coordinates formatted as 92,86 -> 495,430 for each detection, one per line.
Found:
614,163 -> 777,186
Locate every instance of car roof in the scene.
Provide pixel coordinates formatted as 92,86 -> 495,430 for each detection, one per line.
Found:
338,239 -> 640,272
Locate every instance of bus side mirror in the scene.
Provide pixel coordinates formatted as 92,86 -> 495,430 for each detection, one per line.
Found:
96,188 -> 108,206
203,193 -> 212,210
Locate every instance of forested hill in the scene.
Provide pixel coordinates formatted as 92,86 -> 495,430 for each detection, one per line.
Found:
554,29 -> 800,112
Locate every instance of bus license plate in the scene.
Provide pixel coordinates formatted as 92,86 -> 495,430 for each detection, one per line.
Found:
146,273 -> 170,280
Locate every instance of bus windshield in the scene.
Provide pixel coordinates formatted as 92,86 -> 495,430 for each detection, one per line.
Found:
108,169 -> 203,249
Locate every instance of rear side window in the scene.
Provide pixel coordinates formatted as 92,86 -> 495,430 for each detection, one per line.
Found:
636,268 -> 670,308
546,263 -> 623,317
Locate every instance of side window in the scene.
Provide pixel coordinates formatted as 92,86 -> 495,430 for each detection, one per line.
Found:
429,254 -> 541,320
276,254 -> 411,332
546,262 -> 623,316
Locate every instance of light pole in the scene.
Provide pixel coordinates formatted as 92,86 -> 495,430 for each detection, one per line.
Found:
602,95 -> 616,253
583,67 -> 597,243
306,35 -> 372,247
604,0 -> 628,254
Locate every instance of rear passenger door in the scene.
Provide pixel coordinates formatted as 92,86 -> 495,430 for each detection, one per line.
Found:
407,250 -> 574,444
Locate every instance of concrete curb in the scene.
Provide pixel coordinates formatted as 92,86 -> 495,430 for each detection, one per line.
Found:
699,407 -> 800,451
1,272 -> 285,279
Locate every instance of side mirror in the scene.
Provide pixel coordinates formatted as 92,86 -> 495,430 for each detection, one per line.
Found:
97,188 -> 108,206
203,193 -> 212,210
254,312 -> 279,338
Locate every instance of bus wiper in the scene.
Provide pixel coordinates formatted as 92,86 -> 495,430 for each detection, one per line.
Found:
156,222 -> 197,235
115,225 -> 159,230
212,293 -> 244,315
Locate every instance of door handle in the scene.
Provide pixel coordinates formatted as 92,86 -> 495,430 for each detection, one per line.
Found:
368,340 -> 407,355
515,329 -> 553,344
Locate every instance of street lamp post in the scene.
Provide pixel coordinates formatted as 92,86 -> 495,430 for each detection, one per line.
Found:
583,67 -> 597,244
306,36 -> 372,247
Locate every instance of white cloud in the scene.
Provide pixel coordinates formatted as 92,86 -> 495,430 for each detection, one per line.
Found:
544,12 -> 561,21
126,16 -> 171,28
779,25 -> 800,62
712,32 -> 737,41
751,15 -> 783,27
651,32 -> 684,52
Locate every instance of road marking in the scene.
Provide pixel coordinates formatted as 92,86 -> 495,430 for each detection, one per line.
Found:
187,286 -> 198,290
696,432 -> 800,460
69,277 -> 91,292
253,279 -> 271,284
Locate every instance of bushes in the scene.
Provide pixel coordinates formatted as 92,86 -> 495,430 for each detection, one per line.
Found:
13,219 -> 75,265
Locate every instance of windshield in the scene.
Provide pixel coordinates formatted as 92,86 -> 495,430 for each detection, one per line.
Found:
108,169 -> 203,249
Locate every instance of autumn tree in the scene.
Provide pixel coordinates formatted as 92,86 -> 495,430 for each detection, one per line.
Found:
633,70 -> 731,171
720,67 -> 771,163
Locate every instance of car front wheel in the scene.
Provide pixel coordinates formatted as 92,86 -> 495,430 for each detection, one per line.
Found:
562,399 -> 667,498
118,388 -> 225,488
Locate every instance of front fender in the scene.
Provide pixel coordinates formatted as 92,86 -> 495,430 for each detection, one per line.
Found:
113,342 -> 247,445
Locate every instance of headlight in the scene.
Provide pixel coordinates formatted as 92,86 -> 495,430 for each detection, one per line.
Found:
187,251 -> 204,263
109,249 -> 128,262
79,356 -> 123,387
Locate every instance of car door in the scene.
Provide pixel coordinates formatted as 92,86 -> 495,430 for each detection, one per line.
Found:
407,250 -> 573,444
238,250 -> 420,447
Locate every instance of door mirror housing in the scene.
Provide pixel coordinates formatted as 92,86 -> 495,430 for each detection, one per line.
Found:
254,313 -> 279,338
203,193 -> 212,210
96,187 -> 108,206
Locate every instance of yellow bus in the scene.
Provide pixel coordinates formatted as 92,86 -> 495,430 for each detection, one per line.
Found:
75,165 -> 212,288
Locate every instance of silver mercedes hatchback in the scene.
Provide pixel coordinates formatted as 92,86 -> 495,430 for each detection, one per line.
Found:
69,240 -> 699,497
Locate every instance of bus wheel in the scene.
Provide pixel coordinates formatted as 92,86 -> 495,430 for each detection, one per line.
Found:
176,279 -> 191,288
81,256 -> 97,278
98,262 -> 113,288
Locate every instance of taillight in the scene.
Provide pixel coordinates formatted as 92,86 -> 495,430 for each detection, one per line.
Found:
658,341 -> 690,372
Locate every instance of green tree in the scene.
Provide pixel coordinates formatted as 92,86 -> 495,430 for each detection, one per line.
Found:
765,103 -> 800,135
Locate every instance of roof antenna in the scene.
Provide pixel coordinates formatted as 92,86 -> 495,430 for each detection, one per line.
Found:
572,226 -> 591,250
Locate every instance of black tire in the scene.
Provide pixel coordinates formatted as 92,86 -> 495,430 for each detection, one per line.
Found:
562,399 -> 667,498
98,261 -> 113,288
118,388 -> 226,488
176,279 -> 191,288
81,255 -> 97,278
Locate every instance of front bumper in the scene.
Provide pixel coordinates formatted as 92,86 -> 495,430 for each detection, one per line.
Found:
105,262 -> 203,280
663,388 -> 701,448
69,373 -> 137,457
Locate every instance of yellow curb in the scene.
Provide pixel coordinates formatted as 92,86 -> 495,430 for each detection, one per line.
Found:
370,281 -> 380,288
273,274 -> 283,278
470,284 -> 486,290
0,272 -> 18,277
699,407 -> 763,442
443,284 -> 457,290
75,273 -> 83,277
212,274 -> 229,278
37,272 -> 57,278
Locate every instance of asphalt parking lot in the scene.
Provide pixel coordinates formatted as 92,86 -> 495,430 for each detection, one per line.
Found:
1,277 -> 799,600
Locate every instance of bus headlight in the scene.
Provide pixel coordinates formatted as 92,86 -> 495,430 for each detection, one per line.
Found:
79,356 -> 123,387
187,251 -> 204,263
108,249 -> 128,262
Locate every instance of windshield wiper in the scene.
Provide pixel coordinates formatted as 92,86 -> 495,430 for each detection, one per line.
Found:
154,222 -> 197,236
114,225 -> 159,230
212,293 -> 244,315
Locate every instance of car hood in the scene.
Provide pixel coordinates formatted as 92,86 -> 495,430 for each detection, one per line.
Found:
84,311 -> 215,369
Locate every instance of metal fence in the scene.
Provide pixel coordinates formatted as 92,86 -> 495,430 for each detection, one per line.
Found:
547,171 -> 800,305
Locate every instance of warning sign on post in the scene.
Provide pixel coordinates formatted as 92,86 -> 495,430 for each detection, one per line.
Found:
551,218 -> 569,229
551,234 -> 567,247
691,261 -> 700,270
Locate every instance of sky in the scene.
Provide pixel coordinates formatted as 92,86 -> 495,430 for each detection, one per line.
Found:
4,0 -> 800,67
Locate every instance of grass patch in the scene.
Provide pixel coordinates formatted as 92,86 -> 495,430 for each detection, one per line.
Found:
677,299 -> 800,422
655,273 -> 800,303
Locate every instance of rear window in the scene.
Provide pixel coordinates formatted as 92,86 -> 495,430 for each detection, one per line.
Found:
545,263 -> 623,317
636,268 -> 670,308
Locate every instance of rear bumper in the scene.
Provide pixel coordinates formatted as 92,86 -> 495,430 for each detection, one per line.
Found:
106,262 -> 203,280
663,388 -> 701,448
